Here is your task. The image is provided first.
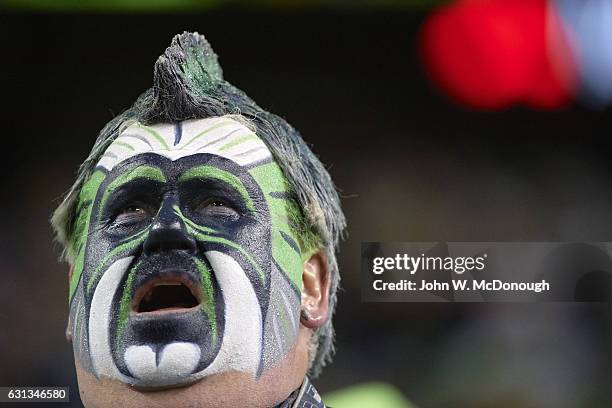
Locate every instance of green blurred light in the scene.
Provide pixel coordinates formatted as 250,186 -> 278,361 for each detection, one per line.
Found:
323,382 -> 417,408
0,0 -> 446,12
0,0 -> 223,12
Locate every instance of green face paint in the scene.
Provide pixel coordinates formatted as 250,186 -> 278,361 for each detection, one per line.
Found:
68,117 -> 309,388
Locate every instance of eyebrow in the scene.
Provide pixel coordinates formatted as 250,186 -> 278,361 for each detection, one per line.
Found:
178,165 -> 255,212
98,165 -> 166,218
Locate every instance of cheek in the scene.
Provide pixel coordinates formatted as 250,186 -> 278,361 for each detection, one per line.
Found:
258,254 -> 302,367
81,234 -> 144,301
201,218 -> 301,368
233,215 -> 270,239
269,224 -> 304,291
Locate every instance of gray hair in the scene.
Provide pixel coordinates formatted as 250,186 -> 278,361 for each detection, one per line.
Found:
51,32 -> 346,378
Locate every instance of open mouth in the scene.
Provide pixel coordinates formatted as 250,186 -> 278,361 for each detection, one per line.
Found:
132,276 -> 201,315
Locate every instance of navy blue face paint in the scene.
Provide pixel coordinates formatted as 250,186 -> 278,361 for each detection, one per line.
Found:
68,118 -> 307,387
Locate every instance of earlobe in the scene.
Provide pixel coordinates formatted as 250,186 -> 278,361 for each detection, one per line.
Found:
300,250 -> 330,329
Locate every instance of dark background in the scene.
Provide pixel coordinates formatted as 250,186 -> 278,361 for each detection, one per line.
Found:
0,10 -> 611,407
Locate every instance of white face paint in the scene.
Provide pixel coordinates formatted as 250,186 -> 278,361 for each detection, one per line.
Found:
97,117 -> 273,171
69,116 -> 304,387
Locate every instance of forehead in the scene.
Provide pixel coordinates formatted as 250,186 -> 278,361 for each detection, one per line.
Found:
97,117 -> 271,171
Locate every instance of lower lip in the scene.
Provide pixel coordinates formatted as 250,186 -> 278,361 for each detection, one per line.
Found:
130,304 -> 201,317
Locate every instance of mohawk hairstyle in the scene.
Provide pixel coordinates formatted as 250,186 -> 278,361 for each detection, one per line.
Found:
51,32 -> 346,377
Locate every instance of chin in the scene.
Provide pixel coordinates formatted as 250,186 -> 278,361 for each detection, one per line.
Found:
74,326 -> 311,408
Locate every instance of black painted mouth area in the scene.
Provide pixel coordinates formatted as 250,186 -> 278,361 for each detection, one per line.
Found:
109,251 -> 227,379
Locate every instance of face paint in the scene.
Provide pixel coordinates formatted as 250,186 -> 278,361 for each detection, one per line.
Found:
67,117 -> 307,387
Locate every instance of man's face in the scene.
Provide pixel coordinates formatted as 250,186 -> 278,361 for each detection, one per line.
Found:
68,117 -> 306,387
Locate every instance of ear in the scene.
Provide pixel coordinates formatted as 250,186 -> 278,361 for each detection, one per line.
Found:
300,249 -> 330,329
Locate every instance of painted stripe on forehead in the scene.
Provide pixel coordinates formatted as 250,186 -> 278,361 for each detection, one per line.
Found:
135,123 -> 170,149
97,117 -> 272,171
181,120 -> 238,149
113,141 -> 135,151
120,134 -> 155,149
219,134 -> 259,151
174,122 -> 183,146
98,165 -> 166,219
178,165 -> 255,213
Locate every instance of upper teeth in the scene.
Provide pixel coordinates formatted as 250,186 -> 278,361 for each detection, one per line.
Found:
155,281 -> 181,286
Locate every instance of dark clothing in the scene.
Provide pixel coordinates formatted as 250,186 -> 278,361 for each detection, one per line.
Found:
276,377 -> 325,408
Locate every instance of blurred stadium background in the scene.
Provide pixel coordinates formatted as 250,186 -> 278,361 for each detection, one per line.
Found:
0,1 -> 611,407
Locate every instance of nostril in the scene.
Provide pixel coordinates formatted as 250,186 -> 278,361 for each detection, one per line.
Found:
143,224 -> 197,255
178,235 -> 197,254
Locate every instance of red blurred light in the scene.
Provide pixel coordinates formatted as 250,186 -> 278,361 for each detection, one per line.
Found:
526,0 -> 578,109
420,0 -> 578,110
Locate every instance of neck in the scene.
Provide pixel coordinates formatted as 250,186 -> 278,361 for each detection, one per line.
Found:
275,377 -> 325,408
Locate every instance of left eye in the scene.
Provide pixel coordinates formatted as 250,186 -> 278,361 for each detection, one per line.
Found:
194,198 -> 239,219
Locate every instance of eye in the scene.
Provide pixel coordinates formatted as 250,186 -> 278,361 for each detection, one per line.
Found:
194,198 -> 239,219
114,203 -> 153,225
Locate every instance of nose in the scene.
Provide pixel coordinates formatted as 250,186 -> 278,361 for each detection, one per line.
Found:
143,198 -> 197,256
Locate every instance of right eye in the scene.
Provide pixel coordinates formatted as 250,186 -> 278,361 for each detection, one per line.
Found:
114,203 -> 153,225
